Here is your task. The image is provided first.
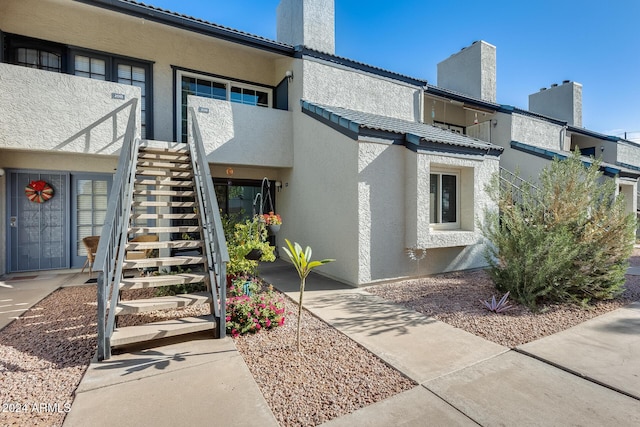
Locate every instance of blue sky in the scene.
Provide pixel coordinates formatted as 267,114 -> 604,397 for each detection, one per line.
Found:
145,0 -> 640,139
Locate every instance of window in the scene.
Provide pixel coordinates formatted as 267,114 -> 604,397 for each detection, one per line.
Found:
72,52 -> 152,139
16,48 -> 62,72
177,70 -> 272,142
6,35 -> 65,73
75,178 -> 109,256
430,171 -> 459,229
75,55 -> 106,80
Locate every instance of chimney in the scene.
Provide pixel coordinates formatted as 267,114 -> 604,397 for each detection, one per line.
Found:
276,0 -> 335,54
437,41 -> 497,103
529,80 -> 582,127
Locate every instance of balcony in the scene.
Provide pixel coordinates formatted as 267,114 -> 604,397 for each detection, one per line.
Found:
187,96 -> 293,168
0,63 -> 140,156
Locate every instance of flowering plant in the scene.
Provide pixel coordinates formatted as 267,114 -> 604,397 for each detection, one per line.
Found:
262,211 -> 282,225
226,279 -> 285,337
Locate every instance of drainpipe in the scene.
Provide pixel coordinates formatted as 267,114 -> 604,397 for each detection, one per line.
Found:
418,85 -> 426,123
560,124 -> 568,151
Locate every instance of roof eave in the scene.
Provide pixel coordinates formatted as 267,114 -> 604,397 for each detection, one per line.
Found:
75,0 -> 295,56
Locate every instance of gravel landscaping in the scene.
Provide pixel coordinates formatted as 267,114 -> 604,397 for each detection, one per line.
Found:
1,248 -> 639,426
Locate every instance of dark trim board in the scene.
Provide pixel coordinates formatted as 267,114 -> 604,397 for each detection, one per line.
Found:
75,0 -> 295,56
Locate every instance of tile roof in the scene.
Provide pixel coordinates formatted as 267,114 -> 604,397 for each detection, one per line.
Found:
511,141 -> 640,179
301,100 -> 503,154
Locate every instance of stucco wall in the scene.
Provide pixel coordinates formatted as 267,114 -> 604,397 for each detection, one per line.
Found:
277,0 -> 335,54
1,0 -> 286,142
188,96 -> 293,167
302,59 -> 420,121
437,41 -> 496,103
529,82 -> 582,127
0,63 -> 139,154
360,139 -> 498,284
511,113 -> 564,151
617,141 -> 640,169
277,112 -> 359,285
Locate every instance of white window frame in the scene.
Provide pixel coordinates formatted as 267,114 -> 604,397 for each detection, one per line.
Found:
430,168 -> 461,230
176,69 -> 272,142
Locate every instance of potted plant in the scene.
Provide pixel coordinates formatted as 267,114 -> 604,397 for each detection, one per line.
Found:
262,211 -> 282,234
224,215 -> 276,277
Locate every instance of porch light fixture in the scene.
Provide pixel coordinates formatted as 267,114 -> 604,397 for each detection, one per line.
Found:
285,70 -> 293,82
0,168 -> 4,177
226,167 -> 234,176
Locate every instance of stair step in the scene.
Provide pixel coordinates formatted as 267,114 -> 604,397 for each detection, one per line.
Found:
120,273 -> 208,290
110,315 -> 215,348
133,189 -> 195,197
138,152 -> 191,163
129,226 -> 200,234
137,170 -> 193,179
126,240 -> 203,250
115,292 -> 211,315
134,178 -> 194,187
131,213 -> 198,220
138,161 -> 192,170
123,255 -> 206,269
132,201 -> 196,208
140,141 -> 189,153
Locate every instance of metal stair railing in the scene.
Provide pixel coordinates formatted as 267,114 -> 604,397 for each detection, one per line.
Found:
188,107 -> 230,338
94,98 -> 140,361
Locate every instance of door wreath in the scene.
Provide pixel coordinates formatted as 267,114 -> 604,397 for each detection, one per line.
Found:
25,180 -> 54,203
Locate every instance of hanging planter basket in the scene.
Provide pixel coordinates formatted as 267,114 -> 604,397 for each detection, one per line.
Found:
245,248 -> 263,260
268,224 -> 281,234
25,180 -> 54,204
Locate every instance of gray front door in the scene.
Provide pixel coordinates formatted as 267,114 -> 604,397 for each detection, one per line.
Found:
7,171 -> 69,272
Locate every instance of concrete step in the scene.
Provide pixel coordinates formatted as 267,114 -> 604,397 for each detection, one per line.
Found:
136,170 -> 193,179
129,226 -> 200,234
115,292 -> 211,315
110,315 -> 216,348
119,273 -> 209,290
132,201 -> 196,208
133,189 -> 195,197
140,140 -> 189,153
131,213 -> 198,220
138,152 -> 191,163
126,240 -> 203,251
134,178 -> 194,187
123,255 -> 206,269
138,161 -> 192,170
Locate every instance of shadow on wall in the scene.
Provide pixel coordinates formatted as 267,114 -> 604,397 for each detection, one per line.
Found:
53,99 -> 137,154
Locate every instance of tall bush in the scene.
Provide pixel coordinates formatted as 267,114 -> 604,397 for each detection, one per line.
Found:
481,151 -> 636,308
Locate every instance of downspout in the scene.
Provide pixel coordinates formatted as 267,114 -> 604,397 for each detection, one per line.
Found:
418,85 -> 426,123
560,124 -> 568,151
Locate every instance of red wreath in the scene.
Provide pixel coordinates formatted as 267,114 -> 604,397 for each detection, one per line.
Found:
25,180 -> 54,203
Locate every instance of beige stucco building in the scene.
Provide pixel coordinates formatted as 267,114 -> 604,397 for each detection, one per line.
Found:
1,0 -> 637,285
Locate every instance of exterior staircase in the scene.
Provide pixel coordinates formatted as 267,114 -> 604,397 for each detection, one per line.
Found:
94,109 -> 228,360
109,143 -> 215,348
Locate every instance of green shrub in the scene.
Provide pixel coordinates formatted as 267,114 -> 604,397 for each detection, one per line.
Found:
481,151 -> 636,308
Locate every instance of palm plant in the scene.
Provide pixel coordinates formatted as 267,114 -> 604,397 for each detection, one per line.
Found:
282,239 -> 335,351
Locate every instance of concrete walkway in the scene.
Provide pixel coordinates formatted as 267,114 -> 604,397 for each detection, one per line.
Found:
259,261 -> 640,426
3,264 -> 640,426
0,270 -> 87,331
